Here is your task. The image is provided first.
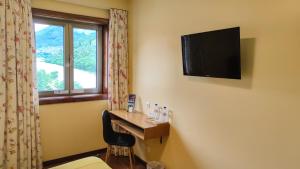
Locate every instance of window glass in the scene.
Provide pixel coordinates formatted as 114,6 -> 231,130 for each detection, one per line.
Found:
34,23 -> 65,91
73,28 -> 97,89
33,18 -> 103,97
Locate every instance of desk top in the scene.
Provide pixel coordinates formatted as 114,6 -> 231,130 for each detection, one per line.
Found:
110,110 -> 158,129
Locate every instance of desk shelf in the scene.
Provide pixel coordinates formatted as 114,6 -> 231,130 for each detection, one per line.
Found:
110,110 -> 170,140
116,120 -> 145,140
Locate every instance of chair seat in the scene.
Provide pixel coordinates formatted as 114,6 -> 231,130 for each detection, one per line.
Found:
110,132 -> 135,147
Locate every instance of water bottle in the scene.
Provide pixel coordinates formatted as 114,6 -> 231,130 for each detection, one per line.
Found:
161,106 -> 169,123
146,101 -> 151,117
151,104 -> 159,119
155,106 -> 162,121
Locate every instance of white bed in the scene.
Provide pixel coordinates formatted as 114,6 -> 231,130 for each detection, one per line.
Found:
50,157 -> 111,169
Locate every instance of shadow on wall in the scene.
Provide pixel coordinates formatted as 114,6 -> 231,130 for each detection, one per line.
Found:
187,38 -> 256,89
136,126 -> 199,169
160,126 -> 199,169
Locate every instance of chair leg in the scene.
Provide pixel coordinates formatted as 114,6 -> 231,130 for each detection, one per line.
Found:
105,145 -> 111,162
128,147 -> 133,169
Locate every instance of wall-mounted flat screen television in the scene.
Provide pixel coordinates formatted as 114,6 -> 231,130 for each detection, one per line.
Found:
181,27 -> 241,79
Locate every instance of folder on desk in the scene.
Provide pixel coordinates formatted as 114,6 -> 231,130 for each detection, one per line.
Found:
128,94 -> 136,112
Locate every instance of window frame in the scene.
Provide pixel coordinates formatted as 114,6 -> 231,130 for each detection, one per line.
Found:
34,18 -> 69,97
32,8 -> 108,104
70,23 -> 102,95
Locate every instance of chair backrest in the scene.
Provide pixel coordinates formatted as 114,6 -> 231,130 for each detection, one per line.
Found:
102,110 -> 117,144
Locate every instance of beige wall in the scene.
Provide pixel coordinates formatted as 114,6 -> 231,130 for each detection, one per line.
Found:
39,101 -> 107,161
32,0 -> 129,18
56,0 -> 129,11
32,0 -> 108,18
31,0 -> 129,161
128,0 -> 300,169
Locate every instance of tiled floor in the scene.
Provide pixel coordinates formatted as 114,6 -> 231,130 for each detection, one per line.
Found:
98,152 -> 146,169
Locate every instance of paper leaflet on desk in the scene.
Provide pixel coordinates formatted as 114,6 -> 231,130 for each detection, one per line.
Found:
127,94 -> 136,112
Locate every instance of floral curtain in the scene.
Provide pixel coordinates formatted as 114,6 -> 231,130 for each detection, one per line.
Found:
0,0 -> 43,169
108,8 -> 129,156
108,8 -> 129,111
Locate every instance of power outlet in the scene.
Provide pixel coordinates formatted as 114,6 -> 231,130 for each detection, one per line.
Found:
168,111 -> 173,124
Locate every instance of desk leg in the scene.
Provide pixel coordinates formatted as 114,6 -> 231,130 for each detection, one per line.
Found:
129,147 -> 133,169
105,145 -> 111,162
130,147 -> 135,164
160,136 -> 163,144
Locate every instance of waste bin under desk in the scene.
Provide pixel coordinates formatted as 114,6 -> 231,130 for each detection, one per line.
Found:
110,110 -> 170,140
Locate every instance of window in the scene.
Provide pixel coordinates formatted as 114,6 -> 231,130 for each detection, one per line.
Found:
33,9 -> 108,104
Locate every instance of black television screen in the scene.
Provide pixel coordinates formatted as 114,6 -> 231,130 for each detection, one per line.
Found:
181,27 -> 241,79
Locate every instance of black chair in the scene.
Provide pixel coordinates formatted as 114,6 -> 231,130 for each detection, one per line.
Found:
102,110 -> 136,169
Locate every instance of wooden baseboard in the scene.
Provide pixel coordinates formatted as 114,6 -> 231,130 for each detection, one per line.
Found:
43,148 -> 147,168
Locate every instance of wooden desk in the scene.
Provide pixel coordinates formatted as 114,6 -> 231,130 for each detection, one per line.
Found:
110,110 -> 170,140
